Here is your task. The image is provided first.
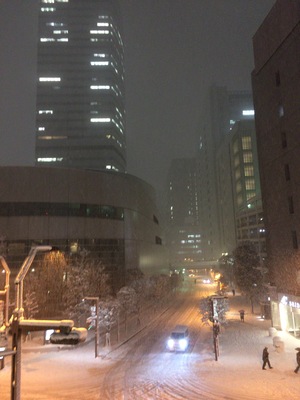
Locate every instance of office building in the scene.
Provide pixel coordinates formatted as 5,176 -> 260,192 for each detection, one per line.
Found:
0,166 -> 167,291
197,85 -> 254,261
252,0 -> 300,333
166,158 -> 202,268
36,0 -> 126,172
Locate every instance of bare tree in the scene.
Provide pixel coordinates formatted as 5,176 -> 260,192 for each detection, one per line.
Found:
117,286 -> 137,333
233,243 -> 263,313
97,298 -> 121,334
25,250 -> 67,318
64,250 -> 111,323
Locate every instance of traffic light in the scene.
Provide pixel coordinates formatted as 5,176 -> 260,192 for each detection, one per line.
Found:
50,327 -> 87,345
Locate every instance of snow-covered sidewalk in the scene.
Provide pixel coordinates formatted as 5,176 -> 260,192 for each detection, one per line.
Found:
1,289 -> 300,400
193,291 -> 300,399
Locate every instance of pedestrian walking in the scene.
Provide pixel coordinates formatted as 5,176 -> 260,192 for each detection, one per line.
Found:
239,310 -> 245,322
294,349 -> 300,373
262,346 -> 273,370
105,331 -> 111,347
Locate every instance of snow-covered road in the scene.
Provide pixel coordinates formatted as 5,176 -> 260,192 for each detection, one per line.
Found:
1,280 -> 300,399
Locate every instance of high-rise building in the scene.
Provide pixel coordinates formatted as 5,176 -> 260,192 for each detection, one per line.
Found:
166,158 -> 202,267
252,0 -> 300,294
229,120 -> 265,260
252,0 -> 300,333
197,85 -> 254,261
35,0 -> 126,172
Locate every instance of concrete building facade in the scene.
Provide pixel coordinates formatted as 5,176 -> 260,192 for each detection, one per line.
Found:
0,167 -> 168,289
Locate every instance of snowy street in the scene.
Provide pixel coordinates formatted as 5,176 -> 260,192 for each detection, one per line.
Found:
1,279 -> 300,399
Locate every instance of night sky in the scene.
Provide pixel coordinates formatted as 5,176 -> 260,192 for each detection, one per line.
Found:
0,0 -> 275,204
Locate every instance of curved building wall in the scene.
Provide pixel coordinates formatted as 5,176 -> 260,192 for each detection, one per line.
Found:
0,167 -> 168,286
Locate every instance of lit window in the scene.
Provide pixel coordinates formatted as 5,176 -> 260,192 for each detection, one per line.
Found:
90,85 -> 110,90
90,30 -> 110,35
38,110 -> 53,114
39,77 -> 61,82
243,152 -> 253,163
245,179 -> 255,190
38,136 -> 67,140
244,166 -> 254,176
90,61 -> 109,66
47,22 -> 64,27
37,158 -> 63,162
90,118 -> 111,123
40,38 -> 55,42
38,127 -> 45,131
41,7 -> 56,12
242,136 -> 252,150
97,23 -> 109,27
242,110 -> 255,116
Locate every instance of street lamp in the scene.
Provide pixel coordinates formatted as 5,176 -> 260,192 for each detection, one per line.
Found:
0,245 -> 88,400
11,245 -> 52,400
0,256 -> 10,327
0,256 -> 11,370
85,297 -> 99,358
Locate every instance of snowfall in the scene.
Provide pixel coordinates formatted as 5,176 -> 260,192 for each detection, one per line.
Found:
1,283 -> 300,399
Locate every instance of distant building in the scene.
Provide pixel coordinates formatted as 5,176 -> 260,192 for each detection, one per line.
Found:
229,120 -> 265,260
35,0 -> 126,172
197,85 -> 254,261
216,120 -> 265,261
0,167 -> 168,291
252,0 -> 300,334
166,158 -> 202,268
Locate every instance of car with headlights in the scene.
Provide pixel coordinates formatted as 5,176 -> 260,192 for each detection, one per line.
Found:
166,325 -> 189,352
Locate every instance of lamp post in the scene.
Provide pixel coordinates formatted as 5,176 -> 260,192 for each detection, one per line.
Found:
0,256 -> 11,370
0,256 -> 11,326
11,245 -> 52,400
85,297 -> 99,358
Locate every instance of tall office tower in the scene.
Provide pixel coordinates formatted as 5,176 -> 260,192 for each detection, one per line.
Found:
197,85 -> 254,261
252,0 -> 300,296
217,120 -> 265,260
166,158 -> 202,267
36,0 -> 126,172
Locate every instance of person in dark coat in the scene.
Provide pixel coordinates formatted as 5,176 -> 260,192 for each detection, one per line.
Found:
262,346 -> 273,370
294,350 -> 300,373
239,310 -> 245,322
